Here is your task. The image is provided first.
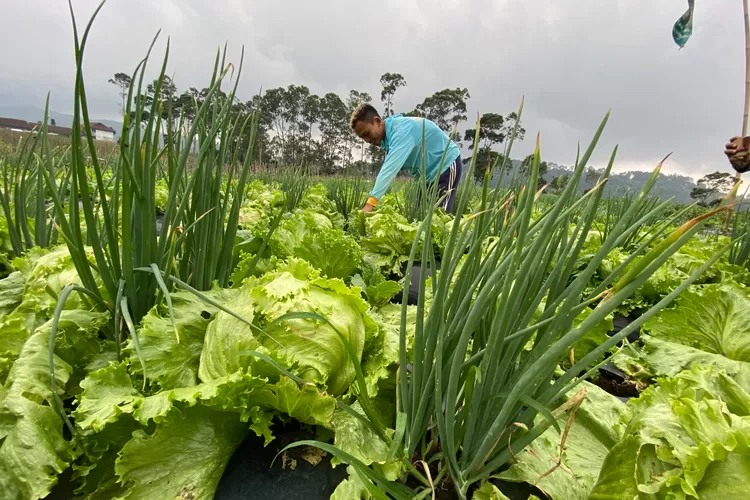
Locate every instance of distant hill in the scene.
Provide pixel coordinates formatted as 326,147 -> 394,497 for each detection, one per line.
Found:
0,104 -> 122,138
490,160 -> 698,205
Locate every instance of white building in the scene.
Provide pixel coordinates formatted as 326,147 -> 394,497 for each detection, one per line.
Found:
89,122 -> 117,141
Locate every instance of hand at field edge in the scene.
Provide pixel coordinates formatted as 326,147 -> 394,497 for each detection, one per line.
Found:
725,136 -> 750,173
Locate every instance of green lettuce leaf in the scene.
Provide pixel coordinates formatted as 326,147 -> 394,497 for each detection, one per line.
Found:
201,259 -> 376,396
299,226 -> 362,280
360,307 -> 403,398
590,365 -> 750,499
329,402 -> 403,500
0,300 -> 98,387
0,310 -> 36,385
358,211 -> 422,276
330,466 -> 373,500
496,381 -> 630,500
73,362 -> 142,433
352,261 -> 403,309
270,209 -> 334,258
76,362 -> 334,438
22,246 -> 93,314
0,271 -> 24,316
5,325 -> 72,404
268,209 -> 361,279
331,402 -> 390,467
114,405 -> 248,500
71,414 -> 140,500
0,315 -> 83,498
0,388 -> 79,500
612,336 -> 750,392
473,482 -> 511,500
126,288 -> 237,390
643,284 -> 750,363
154,178 -> 169,213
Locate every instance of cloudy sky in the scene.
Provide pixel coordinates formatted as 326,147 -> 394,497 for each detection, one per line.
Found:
0,0 -> 744,178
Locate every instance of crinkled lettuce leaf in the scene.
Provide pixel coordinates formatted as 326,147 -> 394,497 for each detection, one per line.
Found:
76,361 -> 335,436
612,336 -> 750,393
473,482 -> 511,500
358,211 -> 422,276
299,226 -> 362,280
269,209 -> 361,279
590,365 -> 750,499
200,259 -> 376,396
496,381 -> 630,500
270,209 -> 333,258
352,261 -> 402,309
125,287 -> 237,390
0,388 -> 80,500
0,313 -> 88,499
72,359 -> 337,498
643,283 -> 750,363
0,270 -> 24,316
329,402 -> 404,500
115,405 -> 248,500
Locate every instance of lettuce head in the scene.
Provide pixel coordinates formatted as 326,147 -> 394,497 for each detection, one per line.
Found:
200,258 -> 377,395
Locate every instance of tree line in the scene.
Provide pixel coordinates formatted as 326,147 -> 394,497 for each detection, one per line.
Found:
108,72 -> 526,176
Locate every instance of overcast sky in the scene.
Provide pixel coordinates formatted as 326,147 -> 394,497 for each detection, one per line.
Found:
0,0 -> 744,178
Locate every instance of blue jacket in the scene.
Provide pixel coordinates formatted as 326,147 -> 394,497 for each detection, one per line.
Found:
368,114 -> 460,201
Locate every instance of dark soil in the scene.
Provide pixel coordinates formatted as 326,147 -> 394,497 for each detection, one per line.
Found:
594,362 -> 641,400
216,423 -> 347,500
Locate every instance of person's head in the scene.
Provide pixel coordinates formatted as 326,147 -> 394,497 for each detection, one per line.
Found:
350,104 -> 386,146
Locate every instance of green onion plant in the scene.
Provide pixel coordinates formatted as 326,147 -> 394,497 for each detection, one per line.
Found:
46,0 -> 260,329
284,106 -> 731,499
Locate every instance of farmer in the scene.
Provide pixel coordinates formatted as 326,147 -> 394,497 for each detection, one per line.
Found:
725,136 -> 750,173
350,104 -> 463,213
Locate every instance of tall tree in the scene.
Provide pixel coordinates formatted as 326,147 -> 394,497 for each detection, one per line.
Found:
690,171 -> 735,206
498,111 -> 526,147
284,84 -> 312,164
585,166 -> 601,185
299,93 -> 320,164
464,113 -> 506,151
318,92 -> 349,171
464,112 -> 524,182
521,153 -> 549,189
465,148 -> 508,183
346,90 -> 372,165
245,94 -> 273,164
176,88 -> 200,151
144,76 -> 179,134
262,86 -> 295,164
550,174 -> 570,194
412,88 -> 470,137
380,73 -> 407,116
108,72 -> 132,114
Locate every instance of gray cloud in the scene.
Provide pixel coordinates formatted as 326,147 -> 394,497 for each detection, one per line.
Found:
0,0 -> 743,177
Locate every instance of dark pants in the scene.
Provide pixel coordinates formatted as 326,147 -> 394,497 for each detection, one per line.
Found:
434,156 -> 463,213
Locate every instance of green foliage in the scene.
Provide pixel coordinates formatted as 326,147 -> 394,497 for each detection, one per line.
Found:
690,171 -> 735,206
379,73 -> 407,117
410,87 -> 471,138
497,381 -> 630,500
590,365 -> 750,499
3,4 -> 750,498
200,259 -> 376,396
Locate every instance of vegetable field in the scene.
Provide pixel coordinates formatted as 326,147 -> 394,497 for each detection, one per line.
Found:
2,4 -> 750,500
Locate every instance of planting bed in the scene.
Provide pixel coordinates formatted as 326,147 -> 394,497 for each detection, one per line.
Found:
2,5 -> 750,498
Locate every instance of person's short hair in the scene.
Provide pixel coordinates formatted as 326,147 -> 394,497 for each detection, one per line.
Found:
350,103 -> 380,129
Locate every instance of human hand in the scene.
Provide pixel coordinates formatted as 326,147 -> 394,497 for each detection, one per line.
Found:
725,136 -> 750,173
362,203 -> 374,213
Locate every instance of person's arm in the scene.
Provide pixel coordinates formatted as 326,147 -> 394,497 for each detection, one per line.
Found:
725,136 -> 750,173
364,127 -> 414,211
